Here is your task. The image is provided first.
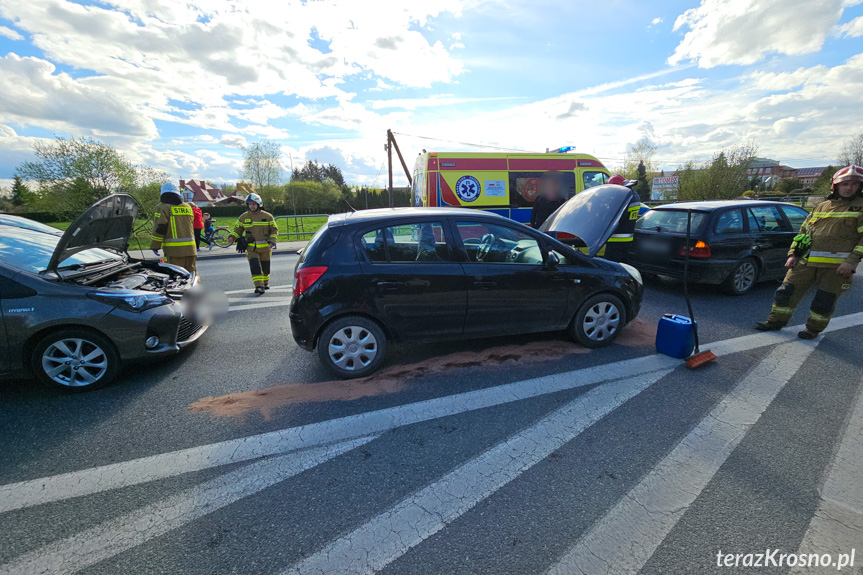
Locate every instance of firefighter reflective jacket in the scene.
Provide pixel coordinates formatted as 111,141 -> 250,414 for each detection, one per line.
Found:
150,202 -> 197,256
789,196 -> 863,268
231,209 -> 277,250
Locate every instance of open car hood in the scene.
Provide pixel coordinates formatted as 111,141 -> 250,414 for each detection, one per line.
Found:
539,184 -> 641,257
47,194 -> 140,272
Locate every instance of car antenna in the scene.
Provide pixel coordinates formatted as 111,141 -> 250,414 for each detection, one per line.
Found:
343,197 -> 357,213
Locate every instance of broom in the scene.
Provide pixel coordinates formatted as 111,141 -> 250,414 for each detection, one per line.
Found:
682,209 -> 717,369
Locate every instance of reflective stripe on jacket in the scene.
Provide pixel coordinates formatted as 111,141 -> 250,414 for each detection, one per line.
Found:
151,203 -> 197,256
231,209 -> 278,249
789,197 -> 863,268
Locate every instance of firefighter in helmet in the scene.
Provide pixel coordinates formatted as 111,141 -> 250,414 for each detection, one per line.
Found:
228,192 -> 278,294
755,165 -> 863,338
150,182 -> 198,273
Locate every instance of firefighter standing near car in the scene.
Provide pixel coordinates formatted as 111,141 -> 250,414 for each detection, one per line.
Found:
228,192 -> 277,295
755,165 -> 863,339
150,182 -> 198,273
603,174 -> 644,262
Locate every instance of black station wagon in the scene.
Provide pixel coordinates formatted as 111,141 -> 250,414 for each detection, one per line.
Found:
628,200 -> 810,295
290,185 -> 645,378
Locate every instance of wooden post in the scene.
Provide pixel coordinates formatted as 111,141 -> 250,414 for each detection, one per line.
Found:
387,132 -> 394,208
388,129 -> 412,187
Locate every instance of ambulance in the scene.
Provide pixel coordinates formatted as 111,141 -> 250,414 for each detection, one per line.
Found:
411,151 -> 611,224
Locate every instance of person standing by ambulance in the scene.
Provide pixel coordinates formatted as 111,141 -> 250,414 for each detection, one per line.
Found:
151,182 -> 198,273
228,192 -> 278,295
755,165 -> 863,338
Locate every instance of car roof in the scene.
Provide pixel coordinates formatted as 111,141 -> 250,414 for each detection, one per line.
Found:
327,207 -> 510,227
651,200 -> 800,212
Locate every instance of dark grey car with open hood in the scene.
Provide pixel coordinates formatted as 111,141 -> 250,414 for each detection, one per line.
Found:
0,195 -> 208,391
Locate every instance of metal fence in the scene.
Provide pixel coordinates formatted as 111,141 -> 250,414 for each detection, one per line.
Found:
275,214 -> 329,241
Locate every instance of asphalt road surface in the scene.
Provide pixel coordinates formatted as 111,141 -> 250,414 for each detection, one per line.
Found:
2,253 -> 862,575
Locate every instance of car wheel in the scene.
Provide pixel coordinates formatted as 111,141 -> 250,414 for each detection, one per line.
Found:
723,258 -> 758,295
570,294 -> 626,348
32,329 -> 121,392
317,316 -> 387,379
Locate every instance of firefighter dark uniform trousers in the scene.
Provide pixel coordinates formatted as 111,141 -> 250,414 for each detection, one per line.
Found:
766,196 -> 863,332
232,210 -> 278,288
151,203 -> 198,273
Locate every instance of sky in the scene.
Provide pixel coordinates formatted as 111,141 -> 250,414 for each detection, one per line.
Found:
0,0 -> 862,192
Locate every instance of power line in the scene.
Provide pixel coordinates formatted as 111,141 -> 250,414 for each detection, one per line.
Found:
391,132 -> 535,153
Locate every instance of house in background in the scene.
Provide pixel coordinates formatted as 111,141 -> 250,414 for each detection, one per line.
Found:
179,180 -> 226,206
796,167 -> 827,188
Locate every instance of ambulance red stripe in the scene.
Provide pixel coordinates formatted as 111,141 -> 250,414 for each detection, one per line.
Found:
507,159 -> 577,170
437,158 -> 508,170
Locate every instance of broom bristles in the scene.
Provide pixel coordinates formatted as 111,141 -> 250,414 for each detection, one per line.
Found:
686,349 -> 717,369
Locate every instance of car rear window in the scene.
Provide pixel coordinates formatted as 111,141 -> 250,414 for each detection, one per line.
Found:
360,222 -> 450,263
636,210 -> 707,234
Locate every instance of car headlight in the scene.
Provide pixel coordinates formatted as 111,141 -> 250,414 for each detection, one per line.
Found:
88,290 -> 174,313
619,263 -> 643,286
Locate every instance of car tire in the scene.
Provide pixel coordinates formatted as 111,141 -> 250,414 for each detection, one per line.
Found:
31,329 -> 121,392
570,294 -> 626,348
723,258 -> 758,296
317,316 -> 387,379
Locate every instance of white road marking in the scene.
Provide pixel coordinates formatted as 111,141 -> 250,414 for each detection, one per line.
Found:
222,284 -> 292,295
0,436 -> 377,575
544,341 -> 818,575
228,300 -> 293,312
2,312 -> 861,515
282,370 -> 671,575
789,376 -> 863,574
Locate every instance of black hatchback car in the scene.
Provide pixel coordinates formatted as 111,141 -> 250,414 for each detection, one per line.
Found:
628,200 -> 809,295
290,185 -> 645,378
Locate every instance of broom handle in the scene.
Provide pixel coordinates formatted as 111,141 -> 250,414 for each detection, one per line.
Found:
684,210 -> 700,353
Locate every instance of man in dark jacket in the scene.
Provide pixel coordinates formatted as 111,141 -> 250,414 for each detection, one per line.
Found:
530,171 -> 567,228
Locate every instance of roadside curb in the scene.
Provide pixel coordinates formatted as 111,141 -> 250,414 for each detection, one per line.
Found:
132,246 -> 302,262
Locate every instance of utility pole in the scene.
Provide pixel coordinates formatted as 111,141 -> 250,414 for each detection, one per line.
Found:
387,136 -> 394,208
386,129 -> 413,208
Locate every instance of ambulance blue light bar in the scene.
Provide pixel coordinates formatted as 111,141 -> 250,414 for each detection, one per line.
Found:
554,146 -> 575,153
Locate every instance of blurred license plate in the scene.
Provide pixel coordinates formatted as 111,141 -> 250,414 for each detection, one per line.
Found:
638,238 -> 668,254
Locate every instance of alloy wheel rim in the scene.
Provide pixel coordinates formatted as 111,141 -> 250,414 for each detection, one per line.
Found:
41,338 -> 109,387
583,302 -> 621,342
328,326 -> 378,371
734,262 -> 756,292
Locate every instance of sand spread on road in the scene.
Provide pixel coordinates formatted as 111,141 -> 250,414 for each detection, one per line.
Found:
189,319 -> 655,419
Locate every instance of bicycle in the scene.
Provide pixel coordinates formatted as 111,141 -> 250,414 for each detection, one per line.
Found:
203,226 -> 232,249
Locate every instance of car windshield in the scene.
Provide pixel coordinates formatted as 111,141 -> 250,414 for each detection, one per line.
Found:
636,209 -> 707,234
0,227 -> 123,273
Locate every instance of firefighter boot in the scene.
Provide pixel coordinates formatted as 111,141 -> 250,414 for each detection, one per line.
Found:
797,329 -> 818,340
755,321 -> 785,331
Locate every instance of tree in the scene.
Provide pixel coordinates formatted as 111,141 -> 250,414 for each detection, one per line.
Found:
16,136 -> 137,192
623,137 -> 657,180
774,178 -> 803,195
677,143 -> 758,201
634,160 -> 651,202
813,166 -> 839,196
241,140 -> 285,191
291,161 -> 346,186
10,176 -> 31,207
837,133 -> 863,166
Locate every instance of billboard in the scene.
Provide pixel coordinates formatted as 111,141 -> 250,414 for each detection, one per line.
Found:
651,176 -> 679,200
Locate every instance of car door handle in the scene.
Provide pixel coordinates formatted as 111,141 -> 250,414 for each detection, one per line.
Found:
376,281 -> 404,289
473,281 -> 497,289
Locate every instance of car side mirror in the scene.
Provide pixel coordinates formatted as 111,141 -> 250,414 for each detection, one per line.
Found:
546,250 -> 560,267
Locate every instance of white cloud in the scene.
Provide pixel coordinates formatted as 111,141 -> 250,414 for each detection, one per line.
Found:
669,0 -> 847,68
651,17 -> 663,26
0,54 -> 158,138
0,24 -> 22,40
219,134 -> 248,148
837,15 -> 863,36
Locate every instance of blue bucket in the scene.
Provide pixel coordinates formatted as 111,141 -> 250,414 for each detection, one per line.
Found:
656,314 -> 696,359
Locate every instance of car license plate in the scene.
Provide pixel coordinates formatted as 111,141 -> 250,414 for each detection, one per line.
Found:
638,238 -> 668,254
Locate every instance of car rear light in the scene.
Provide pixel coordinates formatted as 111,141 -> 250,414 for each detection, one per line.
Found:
293,266 -> 328,297
679,241 -> 712,258
553,231 -> 577,240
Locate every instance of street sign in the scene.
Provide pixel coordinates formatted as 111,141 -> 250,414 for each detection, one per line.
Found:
651,176 -> 679,200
